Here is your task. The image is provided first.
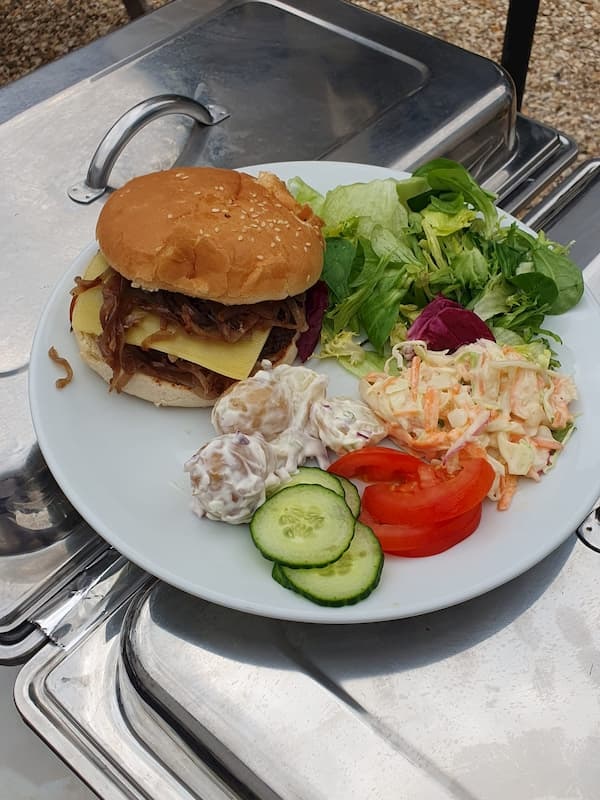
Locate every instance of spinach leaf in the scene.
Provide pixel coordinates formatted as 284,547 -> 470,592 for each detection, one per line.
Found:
322,238 -> 357,305
507,271 -> 559,309
530,234 -> 584,314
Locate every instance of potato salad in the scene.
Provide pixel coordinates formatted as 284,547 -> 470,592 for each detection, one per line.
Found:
185,361 -> 387,523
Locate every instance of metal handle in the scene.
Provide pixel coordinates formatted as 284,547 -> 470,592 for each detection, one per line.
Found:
68,94 -> 229,204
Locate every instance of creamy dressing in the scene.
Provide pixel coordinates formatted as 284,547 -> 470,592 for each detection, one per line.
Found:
211,367 -> 294,439
360,339 -> 578,508
184,432 -> 275,524
310,396 -> 386,454
187,361 -> 386,524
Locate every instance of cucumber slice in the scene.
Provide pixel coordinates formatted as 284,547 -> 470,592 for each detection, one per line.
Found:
267,467 -> 344,498
250,484 -> 355,568
273,522 -> 383,607
336,475 -> 361,517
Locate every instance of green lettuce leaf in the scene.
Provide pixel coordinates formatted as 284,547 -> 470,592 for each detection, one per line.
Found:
413,158 -> 498,237
286,177 -> 325,216
288,159 -> 584,375
317,330 -> 385,377
319,179 -> 409,237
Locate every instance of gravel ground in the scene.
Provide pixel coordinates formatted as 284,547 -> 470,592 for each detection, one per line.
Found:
1,0 -> 597,161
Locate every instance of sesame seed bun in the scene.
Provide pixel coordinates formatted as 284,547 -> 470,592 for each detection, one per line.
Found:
95,167 -> 324,304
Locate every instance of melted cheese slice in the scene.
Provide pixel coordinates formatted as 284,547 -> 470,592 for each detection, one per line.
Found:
71,254 -> 271,380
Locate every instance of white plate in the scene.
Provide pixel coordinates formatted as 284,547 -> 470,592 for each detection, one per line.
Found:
29,161 -> 600,624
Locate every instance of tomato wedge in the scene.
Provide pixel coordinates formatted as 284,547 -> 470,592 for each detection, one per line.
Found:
328,446 -> 422,482
360,504 -> 483,558
362,457 -> 494,525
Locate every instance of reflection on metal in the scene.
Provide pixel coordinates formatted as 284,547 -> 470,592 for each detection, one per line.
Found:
0,444 -> 80,556
18,537 -> 600,800
32,549 -> 150,649
523,159 -> 600,263
0,621 -> 47,667
493,126 -> 577,214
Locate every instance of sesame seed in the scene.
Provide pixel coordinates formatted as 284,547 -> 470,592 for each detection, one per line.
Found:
167,213 -> 173,219
305,242 -> 312,247
194,191 -> 202,195
214,226 -> 220,232
275,235 -> 281,242
211,208 -> 220,213
257,255 -> 264,260
238,235 -> 244,241
270,242 -> 276,248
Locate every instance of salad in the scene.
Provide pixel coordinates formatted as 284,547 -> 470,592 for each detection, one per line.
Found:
290,158 -> 584,374
359,338 -> 577,510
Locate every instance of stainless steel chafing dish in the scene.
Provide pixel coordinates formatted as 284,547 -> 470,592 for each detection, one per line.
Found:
1,1 -> 599,796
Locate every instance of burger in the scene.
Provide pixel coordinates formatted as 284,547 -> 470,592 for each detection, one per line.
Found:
69,167 -> 325,407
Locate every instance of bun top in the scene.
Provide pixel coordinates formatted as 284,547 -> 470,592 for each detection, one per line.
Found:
96,167 -> 324,304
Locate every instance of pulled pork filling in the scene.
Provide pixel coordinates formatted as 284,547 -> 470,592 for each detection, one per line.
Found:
71,270 -> 306,399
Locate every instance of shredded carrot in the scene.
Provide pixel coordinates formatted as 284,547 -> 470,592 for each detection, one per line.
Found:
423,386 -> 440,432
531,437 -> 562,450
392,408 -> 422,418
410,356 -> 421,401
498,474 -> 518,511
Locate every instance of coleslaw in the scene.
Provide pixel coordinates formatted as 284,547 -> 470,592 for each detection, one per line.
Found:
360,339 -> 577,509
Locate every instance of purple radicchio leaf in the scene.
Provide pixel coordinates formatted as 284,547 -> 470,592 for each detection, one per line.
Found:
296,281 -> 329,362
407,295 -> 495,352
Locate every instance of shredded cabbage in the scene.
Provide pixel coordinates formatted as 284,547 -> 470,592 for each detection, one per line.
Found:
359,339 -> 578,509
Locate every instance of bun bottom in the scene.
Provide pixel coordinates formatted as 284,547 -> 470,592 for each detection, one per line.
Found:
74,331 -> 298,408
74,331 -> 212,407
